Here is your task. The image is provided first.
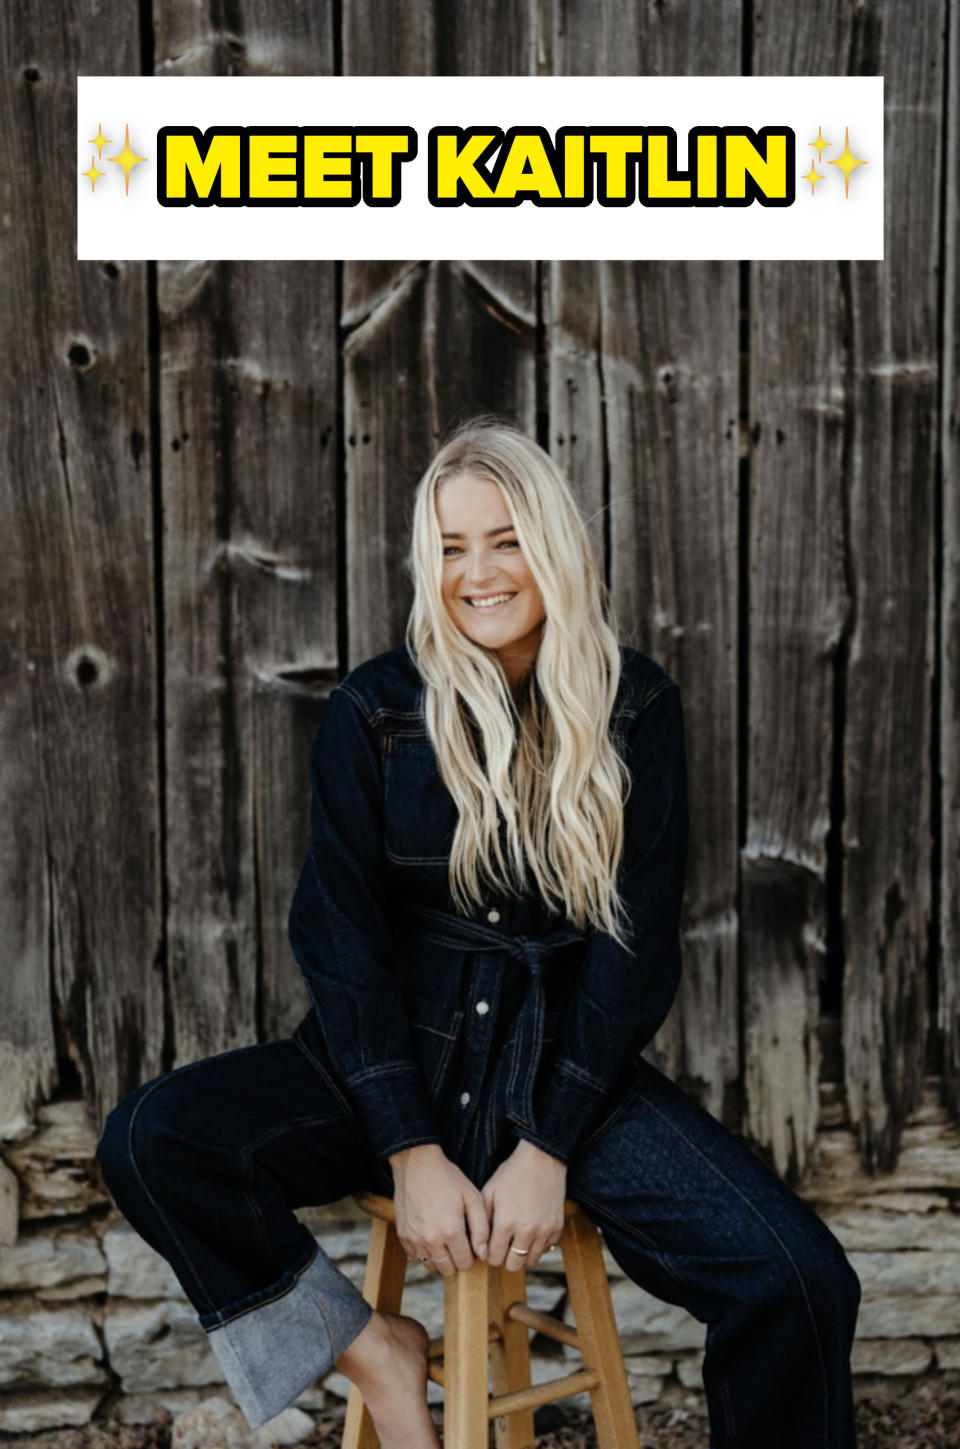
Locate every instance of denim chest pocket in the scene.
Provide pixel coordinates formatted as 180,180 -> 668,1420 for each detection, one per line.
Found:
383,733 -> 458,864
403,990 -> 463,1098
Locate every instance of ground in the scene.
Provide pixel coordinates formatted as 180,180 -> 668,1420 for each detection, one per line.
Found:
1,1375 -> 958,1449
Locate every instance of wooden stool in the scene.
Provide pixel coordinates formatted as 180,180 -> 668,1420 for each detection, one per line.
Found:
341,1192 -> 640,1449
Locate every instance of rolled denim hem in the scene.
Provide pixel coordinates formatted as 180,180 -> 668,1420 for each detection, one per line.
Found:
204,1240 -> 374,1430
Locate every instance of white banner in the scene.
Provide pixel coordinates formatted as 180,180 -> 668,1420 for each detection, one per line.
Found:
77,75 -> 883,261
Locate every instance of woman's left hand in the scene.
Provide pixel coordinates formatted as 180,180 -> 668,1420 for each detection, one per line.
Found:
480,1138 -> 567,1271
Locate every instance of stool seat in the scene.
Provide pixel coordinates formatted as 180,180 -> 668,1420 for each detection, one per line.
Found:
341,1191 -> 640,1449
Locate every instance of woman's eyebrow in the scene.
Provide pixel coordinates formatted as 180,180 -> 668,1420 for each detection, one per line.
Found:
440,525 -> 516,539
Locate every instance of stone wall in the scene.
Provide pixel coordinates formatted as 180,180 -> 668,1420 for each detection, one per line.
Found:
1,1082 -> 959,1435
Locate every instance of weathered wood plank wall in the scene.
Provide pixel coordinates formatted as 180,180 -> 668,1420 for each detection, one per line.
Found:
0,4 -> 161,1137
1,0 -> 956,1193
832,2 -> 943,1177
942,0 -> 960,1127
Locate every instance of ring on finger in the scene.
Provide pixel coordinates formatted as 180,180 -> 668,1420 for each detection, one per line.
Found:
509,1244 -> 531,1256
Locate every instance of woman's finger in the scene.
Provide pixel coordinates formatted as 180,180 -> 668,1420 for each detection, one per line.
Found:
517,1230 -> 551,1272
465,1191 -> 491,1260
427,1239 -> 459,1276
487,1211 -> 516,1268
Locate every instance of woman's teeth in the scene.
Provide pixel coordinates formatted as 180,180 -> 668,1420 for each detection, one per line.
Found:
465,593 -> 515,609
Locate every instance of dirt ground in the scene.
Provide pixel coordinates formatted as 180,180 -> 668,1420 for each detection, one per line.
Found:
2,1375 -> 959,1449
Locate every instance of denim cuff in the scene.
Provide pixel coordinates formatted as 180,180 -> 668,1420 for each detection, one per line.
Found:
345,1063 -> 441,1164
510,1065 -> 608,1164
204,1240 -> 373,1429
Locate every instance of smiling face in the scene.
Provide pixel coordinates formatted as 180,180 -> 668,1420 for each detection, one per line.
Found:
436,471 -> 546,688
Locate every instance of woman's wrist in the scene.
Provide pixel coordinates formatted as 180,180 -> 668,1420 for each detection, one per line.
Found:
512,1136 -> 567,1171
387,1141 -> 445,1174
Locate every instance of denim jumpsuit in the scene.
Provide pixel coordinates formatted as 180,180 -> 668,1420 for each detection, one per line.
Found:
95,643 -> 861,1447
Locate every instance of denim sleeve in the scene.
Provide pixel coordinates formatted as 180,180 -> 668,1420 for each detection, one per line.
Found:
287,682 -> 441,1166
512,679 -> 689,1164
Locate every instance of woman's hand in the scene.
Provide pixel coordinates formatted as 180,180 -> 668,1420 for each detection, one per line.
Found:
480,1139 -> 566,1271
388,1143 -> 490,1277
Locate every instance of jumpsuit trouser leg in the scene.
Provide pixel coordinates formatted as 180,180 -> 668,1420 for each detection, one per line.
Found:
97,1029 -> 861,1446
564,1055 -> 862,1449
95,1034 -> 386,1429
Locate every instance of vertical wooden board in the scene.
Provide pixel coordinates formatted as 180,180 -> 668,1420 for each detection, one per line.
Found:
343,264 -> 426,332
743,261 -> 849,1180
940,0 -> 960,1118
601,263 -> 741,1121
344,0 -> 536,73
151,7 -> 337,1062
838,2 -> 943,1172
344,261 -> 537,664
746,0 -> 862,1177
544,7 -> 742,1129
0,10 -> 159,1133
154,1 -> 334,75
158,259 -> 339,1061
541,0 -> 735,74
546,264 -> 606,564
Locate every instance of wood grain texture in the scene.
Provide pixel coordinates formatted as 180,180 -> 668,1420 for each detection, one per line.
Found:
835,3 -> 943,1174
153,0 -> 338,1062
938,0 -> 959,1120
742,260 -> 849,1180
344,0 -> 536,73
157,260 -> 339,1060
540,0 -> 738,75
747,11 -> 859,1183
0,7 -> 160,1136
154,0 -> 333,76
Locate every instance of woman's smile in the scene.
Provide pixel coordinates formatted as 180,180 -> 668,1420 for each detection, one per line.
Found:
462,592 -> 518,610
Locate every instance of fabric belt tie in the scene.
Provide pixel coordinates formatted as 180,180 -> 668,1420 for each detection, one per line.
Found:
395,902 -> 586,1131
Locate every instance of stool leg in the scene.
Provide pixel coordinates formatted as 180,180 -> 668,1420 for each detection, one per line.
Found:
443,1259 -> 491,1449
489,1263 -> 536,1449
561,1212 -> 640,1449
342,1218 -> 408,1449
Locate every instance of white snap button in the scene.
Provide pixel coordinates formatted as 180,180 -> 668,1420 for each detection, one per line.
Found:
475,1000 -> 490,1015
460,1091 -> 471,1106
486,909 -> 500,923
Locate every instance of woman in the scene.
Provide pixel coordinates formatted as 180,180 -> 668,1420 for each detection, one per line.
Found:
96,418 -> 861,1449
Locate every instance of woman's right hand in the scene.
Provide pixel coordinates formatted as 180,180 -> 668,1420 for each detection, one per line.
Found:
388,1143 -> 490,1276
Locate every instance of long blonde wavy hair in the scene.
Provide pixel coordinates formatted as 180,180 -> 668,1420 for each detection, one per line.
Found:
405,416 -> 634,951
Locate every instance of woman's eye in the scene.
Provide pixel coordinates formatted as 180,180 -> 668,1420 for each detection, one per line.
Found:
442,540 -> 519,557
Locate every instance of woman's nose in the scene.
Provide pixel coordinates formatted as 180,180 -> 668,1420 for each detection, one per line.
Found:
465,549 -> 498,584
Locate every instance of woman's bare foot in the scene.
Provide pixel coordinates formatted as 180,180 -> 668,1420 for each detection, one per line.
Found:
335,1308 -> 439,1449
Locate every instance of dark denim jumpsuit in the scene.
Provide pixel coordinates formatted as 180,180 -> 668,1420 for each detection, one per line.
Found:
95,643 -> 861,1446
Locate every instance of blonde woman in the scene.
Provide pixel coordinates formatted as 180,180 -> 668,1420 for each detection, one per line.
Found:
96,418 -> 861,1449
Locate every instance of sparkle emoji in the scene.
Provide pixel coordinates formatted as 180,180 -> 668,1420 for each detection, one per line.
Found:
809,126 -> 830,160
82,155 -> 105,192
108,123 -> 147,196
828,126 -> 866,198
88,123 -> 111,158
802,163 -> 823,196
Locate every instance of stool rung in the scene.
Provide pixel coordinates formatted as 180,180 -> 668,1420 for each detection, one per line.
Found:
507,1302 -> 581,1350
487,1367 -> 600,1418
427,1321 -> 501,1386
